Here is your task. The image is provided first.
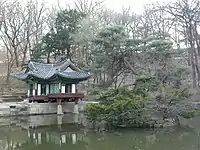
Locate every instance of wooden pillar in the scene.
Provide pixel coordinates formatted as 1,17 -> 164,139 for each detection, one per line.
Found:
46,84 -> 49,95
72,84 -> 76,93
61,84 -> 65,94
33,82 -> 36,96
59,82 -> 61,93
37,84 -> 41,96
27,84 -> 30,97
76,84 -> 78,93
68,85 -> 71,93
35,82 -> 38,95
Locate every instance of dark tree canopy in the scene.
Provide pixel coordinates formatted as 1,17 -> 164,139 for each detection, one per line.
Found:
31,9 -> 84,62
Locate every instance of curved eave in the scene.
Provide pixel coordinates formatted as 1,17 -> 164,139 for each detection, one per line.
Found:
13,73 -> 29,81
58,72 -> 91,80
13,72 -> 91,81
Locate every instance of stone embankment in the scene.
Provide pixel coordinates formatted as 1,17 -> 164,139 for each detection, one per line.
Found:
0,100 -> 99,117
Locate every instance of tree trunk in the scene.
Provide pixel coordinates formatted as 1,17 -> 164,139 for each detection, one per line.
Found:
114,76 -> 118,89
194,48 -> 200,87
187,48 -> 191,66
194,23 -> 200,56
14,47 -> 19,67
190,48 -> 197,88
6,63 -> 11,83
103,71 -> 106,82
21,52 -> 27,67
6,50 -> 14,83
93,78 -> 96,89
99,71 -> 102,82
188,24 -> 197,88
47,52 -> 50,63
96,76 -> 99,84
67,44 -> 71,59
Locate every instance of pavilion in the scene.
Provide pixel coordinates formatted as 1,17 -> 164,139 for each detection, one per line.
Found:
14,59 -> 91,114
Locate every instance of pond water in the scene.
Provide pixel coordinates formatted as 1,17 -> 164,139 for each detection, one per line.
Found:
0,114 -> 199,150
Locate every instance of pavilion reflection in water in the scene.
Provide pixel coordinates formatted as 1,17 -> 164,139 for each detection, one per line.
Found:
0,113 -> 90,150
26,127 -> 87,146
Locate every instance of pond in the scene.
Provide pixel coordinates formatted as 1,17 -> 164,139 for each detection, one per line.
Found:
0,114 -> 199,150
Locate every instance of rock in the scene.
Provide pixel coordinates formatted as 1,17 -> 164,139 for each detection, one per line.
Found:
146,121 -> 156,128
164,118 -> 172,123
119,124 -> 126,128
163,122 -> 175,128
158,120 -> 165,124
154,124 -> 164,128
22,98 -> 29,103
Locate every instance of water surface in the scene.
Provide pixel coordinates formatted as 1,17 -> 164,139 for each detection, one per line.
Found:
0,114 -> 199,150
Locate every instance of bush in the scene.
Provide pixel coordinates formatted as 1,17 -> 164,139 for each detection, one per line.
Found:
86,87 -> 152,128
86,76 -> 193,129
155,86 -> 192,120
180,110 -> 196,119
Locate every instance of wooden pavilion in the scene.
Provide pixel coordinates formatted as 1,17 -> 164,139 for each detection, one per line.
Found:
14,59 -> 91,114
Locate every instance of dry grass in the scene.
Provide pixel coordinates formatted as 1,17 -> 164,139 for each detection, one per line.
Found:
0,61 -> 27,93
0,76 -> 26,94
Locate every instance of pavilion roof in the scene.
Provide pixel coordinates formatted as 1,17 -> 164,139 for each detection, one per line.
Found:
13,59 -> 91,81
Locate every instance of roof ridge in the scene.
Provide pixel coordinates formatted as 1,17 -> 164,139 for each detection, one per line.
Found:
29,61 -> 37,70
30,59 -> 73,67
45,67 -> 55,79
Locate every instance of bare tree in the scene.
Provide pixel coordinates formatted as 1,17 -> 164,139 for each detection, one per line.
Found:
20,0 -> 47,64
0,1 -> 5,30
165,0 -> 200,87
74,0 -> 104,16
0,0 -> 47,81
1,1 -> 25,68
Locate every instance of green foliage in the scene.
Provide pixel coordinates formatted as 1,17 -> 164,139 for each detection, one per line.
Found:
92,25 -> 132,87
54,9 -> 84,56
86,74 -> 193,129
155,86 -> 192,119
31,29 -> 56,62
88,87 -> 102,95
180,109 -> 196,119
86,104 -> 106,123
156,62 -> 190,88
31,43 -> 45,61
96,87 -> 136,105
86,87 -> 152,128
134,75 -> 160,96
103,98 -> 151,128
31,9 -> 84,61
147,40 -> 173,62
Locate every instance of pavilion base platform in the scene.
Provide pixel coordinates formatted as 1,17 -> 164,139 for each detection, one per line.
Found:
57,104 -> 63,115
27,93 -> 84,115
73,104 -> 79,114
0,100 -> 99,117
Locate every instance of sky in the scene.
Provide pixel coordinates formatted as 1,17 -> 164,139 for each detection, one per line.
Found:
48,0 -> 170,14
102,0 -> 169,13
